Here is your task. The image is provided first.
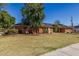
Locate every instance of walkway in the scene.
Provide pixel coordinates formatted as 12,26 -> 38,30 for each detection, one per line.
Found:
41,43 -> 79,56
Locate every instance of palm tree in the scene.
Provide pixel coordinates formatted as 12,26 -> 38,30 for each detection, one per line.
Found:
21,3 -> 45,34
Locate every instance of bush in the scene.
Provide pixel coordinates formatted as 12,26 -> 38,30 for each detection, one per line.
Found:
0,28 -> 4,32
8,29 -> 18,34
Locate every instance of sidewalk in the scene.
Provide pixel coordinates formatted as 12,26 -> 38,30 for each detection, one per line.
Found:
41,43 -> 79,56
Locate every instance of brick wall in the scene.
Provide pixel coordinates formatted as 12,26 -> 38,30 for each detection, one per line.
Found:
38,28 -> 43,33
65,29 -> 73,33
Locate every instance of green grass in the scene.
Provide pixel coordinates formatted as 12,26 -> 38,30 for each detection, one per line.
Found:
0,33 -> 79,56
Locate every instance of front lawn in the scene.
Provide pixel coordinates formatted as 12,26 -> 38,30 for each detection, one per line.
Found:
0,33 -> 79,56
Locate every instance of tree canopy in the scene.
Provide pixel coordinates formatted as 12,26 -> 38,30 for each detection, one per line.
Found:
0,10 -> 15,29
21,3 -> 45,34
53,20 -> 61,32
54,20 -> 60,25
0,3 -> 6,10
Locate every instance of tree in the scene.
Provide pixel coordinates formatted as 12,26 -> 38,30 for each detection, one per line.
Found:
10,17 -> 15,25
21,3 -> 45,34
0,3 -> 6,11
0,4 -> 6,28
0,10 -> 15,29
53,20 -> 61,32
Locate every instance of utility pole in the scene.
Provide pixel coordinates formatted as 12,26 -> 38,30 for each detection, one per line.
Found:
71,16 -> 74,33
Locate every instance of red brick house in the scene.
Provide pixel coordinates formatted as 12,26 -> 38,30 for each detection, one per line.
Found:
60,27 -> 73,33
53,24 -> 73,33
15,23 -> 53,34
15,23 -> 73,34
38,23 -> 53,34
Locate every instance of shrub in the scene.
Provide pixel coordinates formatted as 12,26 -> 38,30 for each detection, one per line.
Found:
8,29 -> 18,34
0,28 -> 4,32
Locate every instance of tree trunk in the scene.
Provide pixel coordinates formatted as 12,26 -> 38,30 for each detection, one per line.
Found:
32,28 -> 39,35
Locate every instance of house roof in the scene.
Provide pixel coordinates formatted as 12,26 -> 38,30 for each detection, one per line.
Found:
41,23 -> 53,28
15,23 -> 72,29
52,24 -> 72,29
15,23 -> 53,28
15,23 -> 22,26
74,25 -> 79,28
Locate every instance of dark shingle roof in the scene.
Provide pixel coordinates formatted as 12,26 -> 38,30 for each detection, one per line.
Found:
52,24 -> 72,29
15,23 -> 72,29
74,25 -> 79,28
42,23 -> 52,27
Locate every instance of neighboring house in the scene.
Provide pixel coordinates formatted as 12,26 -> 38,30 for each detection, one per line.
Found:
74,25 -> 79,32
53,24 -> 73,33
15,23 -> 73,34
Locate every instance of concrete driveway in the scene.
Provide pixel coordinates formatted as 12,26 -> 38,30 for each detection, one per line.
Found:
41,43 -> 79,56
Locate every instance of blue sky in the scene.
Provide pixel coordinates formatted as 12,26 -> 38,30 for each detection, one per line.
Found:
4,3 -> 79,26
